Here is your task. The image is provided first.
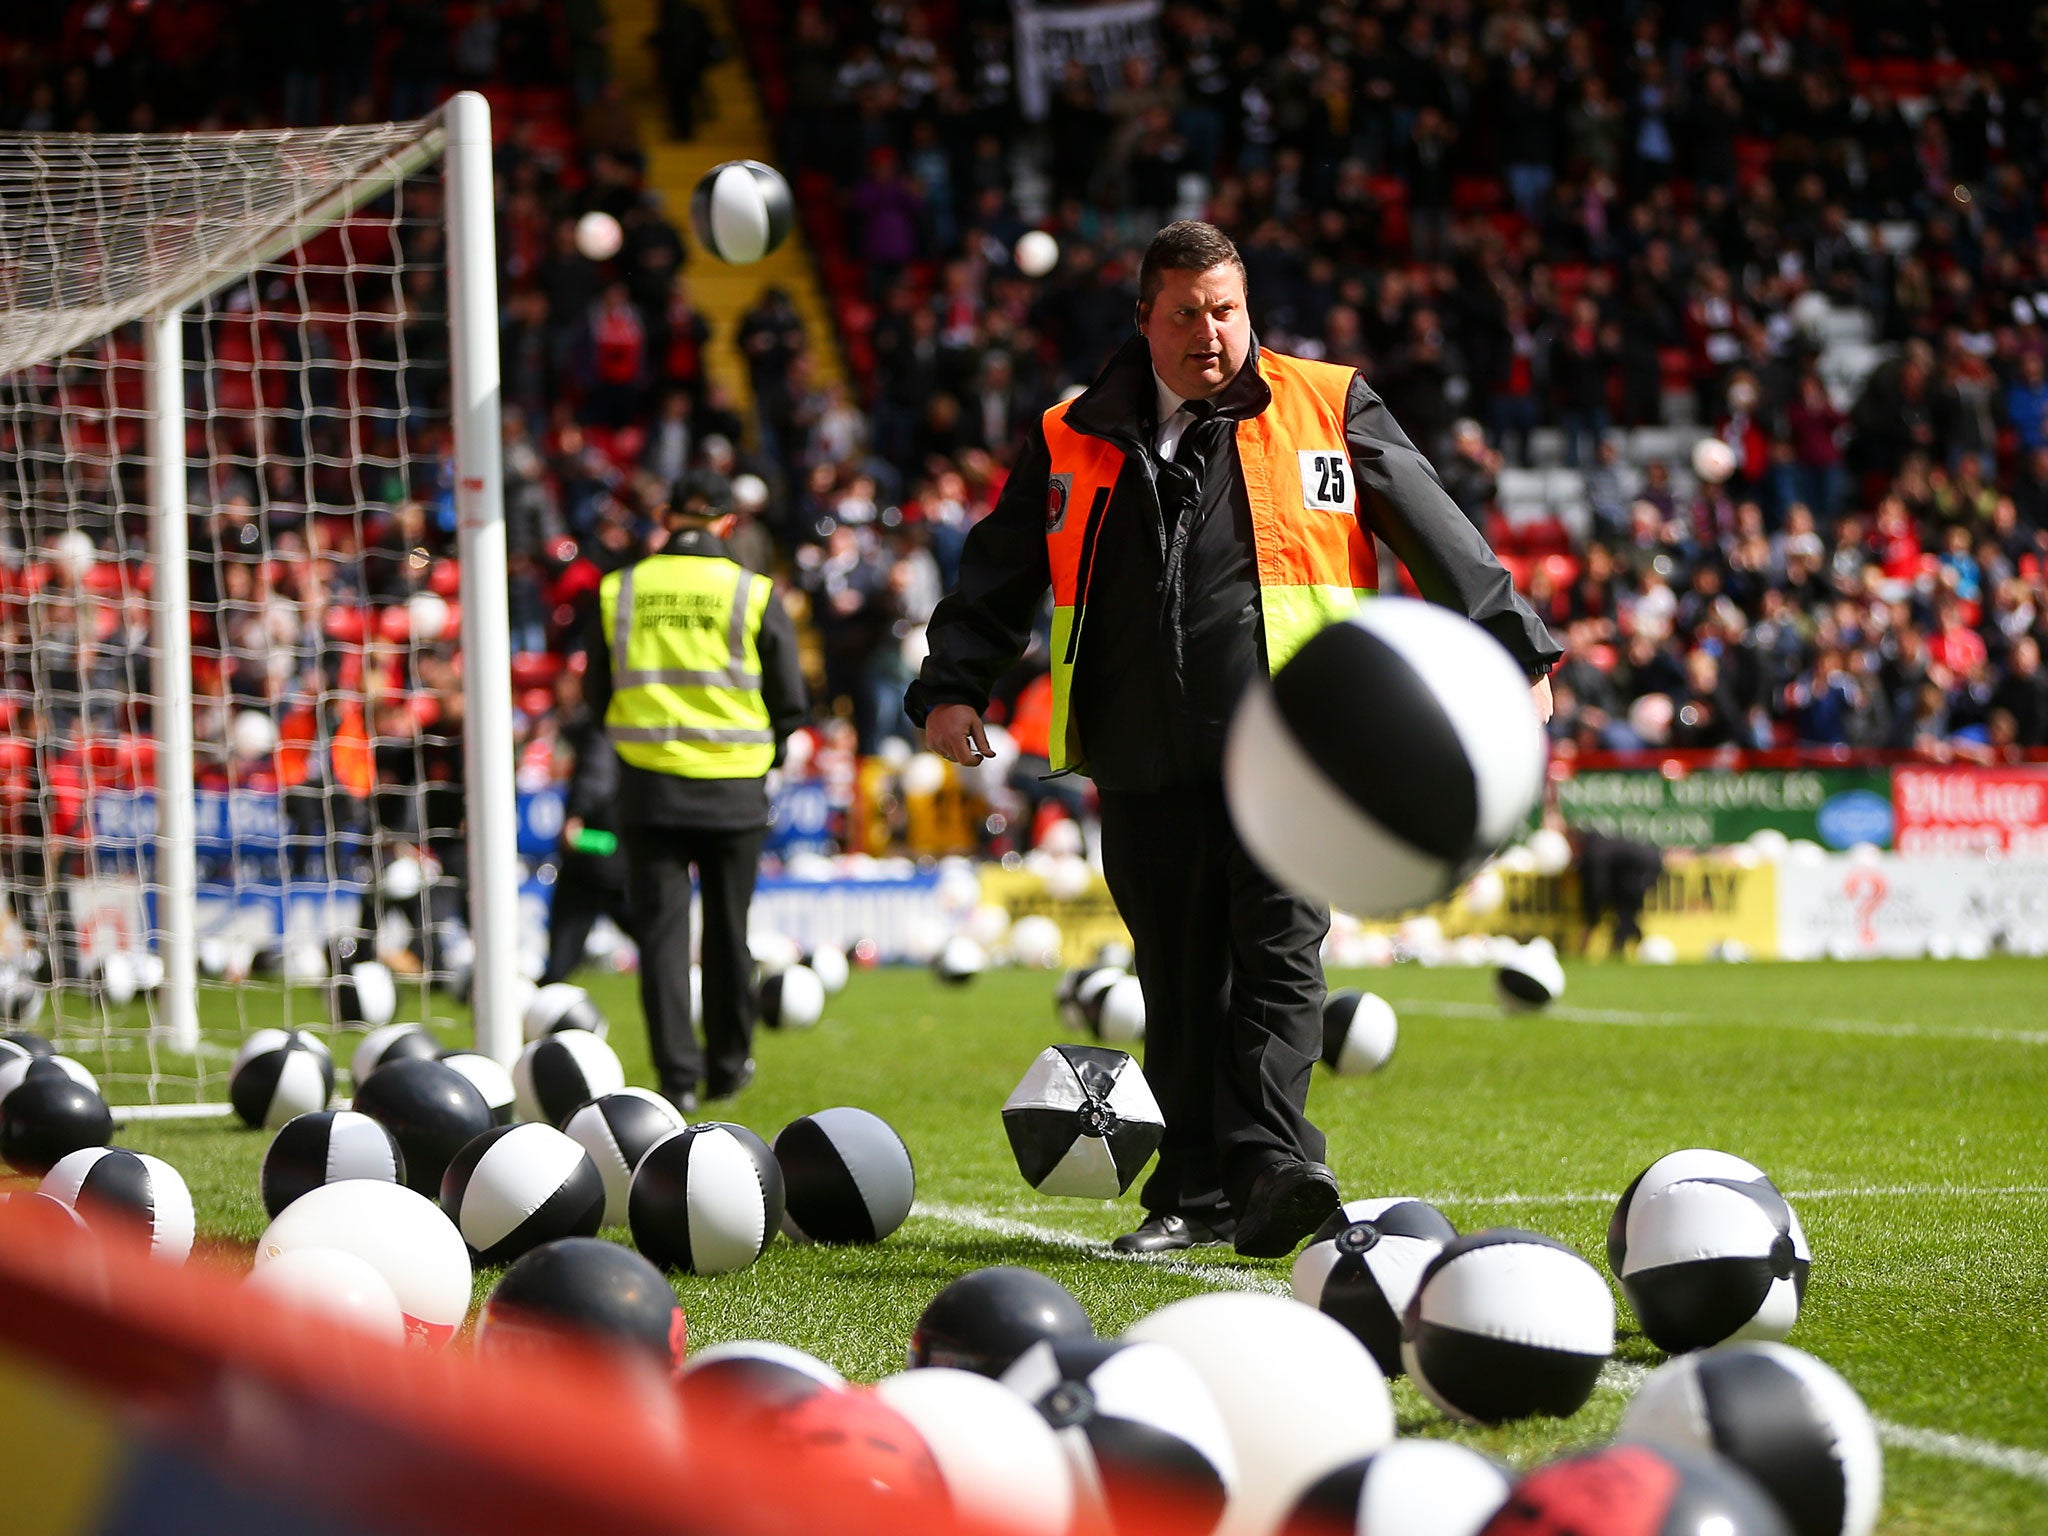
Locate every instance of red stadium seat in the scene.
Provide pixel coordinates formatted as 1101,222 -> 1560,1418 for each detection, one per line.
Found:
510,652 -> 563,693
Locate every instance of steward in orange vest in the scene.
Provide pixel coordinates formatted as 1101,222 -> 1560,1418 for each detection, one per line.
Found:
907,222 -> 1558,1260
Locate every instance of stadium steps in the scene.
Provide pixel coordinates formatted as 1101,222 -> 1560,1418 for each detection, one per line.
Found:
603,0 -> 846,432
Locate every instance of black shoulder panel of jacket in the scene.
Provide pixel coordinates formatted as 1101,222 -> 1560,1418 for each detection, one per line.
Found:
905,419 -> 1057,726
1342,371 -> 1563,678
753,577 -> 809,754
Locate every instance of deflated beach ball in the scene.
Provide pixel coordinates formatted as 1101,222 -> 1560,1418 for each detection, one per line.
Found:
244,1245 -> 407,1343
514,1029 -> 626,1125
1291,1197 -> 1458,1377
440,1123 -> 606,1266
349,1021 -> 439,1087
629,1121 -> 784,1275
563,1088 -> 687,1228
690,159 -> 794,264
1402,1230 -> 1614,1424
229,1028 -> 334,1129
477,1236 -> 685,1374
1619,1343 -> 1882,1536
1224,601 -> 1546,917
522,982 -> 608,1041
351,1057 -> 496,1196
1287,1440 -> 1512,1536
1619,1178 -> 1811,1353
1126,1292 -> 1395,1536
254,1179 -> 472,1346
874,1366 -> 1077,1536
260,1109 -> 405,1219
39,1147 -> 194,1262
909,1265 -> 1093,1377
761,963 -> 826,1029
1002,1335 -> 1235,1536
774,1106 -> 915,1244
1002,1044 -> 1164,1199
1478,1443 -> 1791,1536
1322,991 -> 1397,1075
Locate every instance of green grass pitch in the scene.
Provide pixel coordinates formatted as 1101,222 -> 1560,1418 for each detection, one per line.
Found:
13,957 -> 2048,1533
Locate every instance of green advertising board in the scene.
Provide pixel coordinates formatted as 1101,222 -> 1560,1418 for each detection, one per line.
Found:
1555,768 -> 1895,848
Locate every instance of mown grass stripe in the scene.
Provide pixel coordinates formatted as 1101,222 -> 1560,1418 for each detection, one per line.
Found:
911,1201 -> 1289,1294
1391,997 -> 2048,1046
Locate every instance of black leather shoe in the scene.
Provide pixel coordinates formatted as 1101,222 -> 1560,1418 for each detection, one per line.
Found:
1233,1161 -> 1342,1258
706,1058 -> 756,1101
1111,1213 -> 1230,1254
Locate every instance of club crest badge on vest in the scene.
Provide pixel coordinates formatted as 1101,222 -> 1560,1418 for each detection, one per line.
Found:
1046,473 -> 1073,532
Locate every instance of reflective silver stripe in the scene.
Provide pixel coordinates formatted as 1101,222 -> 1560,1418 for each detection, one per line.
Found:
616,665 -> 763,688
608,724 -> 776,744
727,566 -> 756,667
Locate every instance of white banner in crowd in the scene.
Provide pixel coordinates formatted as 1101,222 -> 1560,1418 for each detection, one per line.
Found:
1012,0 -> 1162,121
1775,855 -> 2048,959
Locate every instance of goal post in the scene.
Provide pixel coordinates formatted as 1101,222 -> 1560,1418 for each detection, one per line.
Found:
0,93 -> 520,1104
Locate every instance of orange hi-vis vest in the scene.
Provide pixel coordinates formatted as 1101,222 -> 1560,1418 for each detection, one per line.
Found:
1041,347 -> 1377,771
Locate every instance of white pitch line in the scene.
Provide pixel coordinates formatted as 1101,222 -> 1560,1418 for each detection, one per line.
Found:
915,1201 -> 2048,1489
1389,997 -> 2048,1047
1420,1184 -> 2048,1209
910,1200 -> 1287,1294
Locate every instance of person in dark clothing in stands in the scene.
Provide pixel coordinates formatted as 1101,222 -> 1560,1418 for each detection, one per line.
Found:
909,222 -> 1560,1259
583,479 -> 807,1114
540,667 -> 634,986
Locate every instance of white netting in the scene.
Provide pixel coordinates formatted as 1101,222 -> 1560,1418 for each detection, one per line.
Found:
0,122 -> 484,1106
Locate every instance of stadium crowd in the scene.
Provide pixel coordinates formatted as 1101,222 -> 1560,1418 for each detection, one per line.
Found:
3,0 -> 2048,916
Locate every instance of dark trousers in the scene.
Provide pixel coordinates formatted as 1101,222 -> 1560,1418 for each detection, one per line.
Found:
1098,785 -> 1330,1224
541,852 -> 634,986
624,824 -> 765,1097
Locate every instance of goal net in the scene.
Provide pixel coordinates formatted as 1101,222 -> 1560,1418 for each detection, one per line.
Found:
0,101 -> 520,1108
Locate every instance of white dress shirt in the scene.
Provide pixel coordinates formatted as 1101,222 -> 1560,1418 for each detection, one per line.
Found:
1153,373 -> 1204,462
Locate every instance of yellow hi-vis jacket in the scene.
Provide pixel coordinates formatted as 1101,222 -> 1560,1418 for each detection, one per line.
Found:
599,553 -> 776,778
1043,347 -> 1377,772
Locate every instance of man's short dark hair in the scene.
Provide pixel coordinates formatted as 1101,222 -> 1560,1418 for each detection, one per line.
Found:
1139,220 -> 1246,312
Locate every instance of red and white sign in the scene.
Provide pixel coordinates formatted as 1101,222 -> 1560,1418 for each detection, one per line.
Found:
1892,767 -> 2048,856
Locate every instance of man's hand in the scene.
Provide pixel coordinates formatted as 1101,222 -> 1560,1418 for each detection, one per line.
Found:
926,703 -> 994,765
1532,675 -> 1554,724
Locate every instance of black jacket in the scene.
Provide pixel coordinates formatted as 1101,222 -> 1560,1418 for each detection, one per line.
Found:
583,527 -> 809,830
905,336 -> 1561,792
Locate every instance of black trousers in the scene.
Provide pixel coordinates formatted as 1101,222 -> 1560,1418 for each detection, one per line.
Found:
624,824 -> 765,1098
541,852 -> 634,986
1098,785 -> 1331,1224
1578,833 -> 1665,950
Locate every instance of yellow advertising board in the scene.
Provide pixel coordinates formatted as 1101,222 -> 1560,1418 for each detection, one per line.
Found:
1422,856 -> 1778,960
978,866 -> 1133,964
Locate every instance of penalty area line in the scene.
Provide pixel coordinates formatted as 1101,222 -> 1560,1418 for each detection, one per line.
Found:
914,1202 -> 2048,1488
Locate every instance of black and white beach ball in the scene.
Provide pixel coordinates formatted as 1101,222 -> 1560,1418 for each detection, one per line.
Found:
761,964 -> 826,1029
1619,1178 -> 1811,1353
909,1265 -> 1093,1377
1001,1044 -> 1164,1199
1056,966 -> 1124,1033
1619,1343 -> 1882,1536
677,1338 -> 845,1424
1083,974 -> 1146,1045
1322,992 -> 1398,1076
1287,1440 -> 1512,1536
437,1050 -> 517,1125
629,1121 -> 785,1275
690,159 -> 794,265
522,982 -> 608,1041
328,942 -> 398,1031
774,1106 -> 915,1244
1478,1443 -> 1791,1536
477,1236 -> 685,1373
513,1029 -> 626,1125
873,1366 -> 1076,1536
349,1022 -> 439,1087
351,1056 -> 496,1196
1223,600 -> 1547,917
440,1123 -> 607,1266
0,1065 -> 111,1174
1292,1197 -> 1458,1376
39,1146 -> 195,1262
1402,1229 -> 1614,1424
229,1029 -> 334,1129
563,1088 -> 687,1227
1001,1335 -> 1236,1535
260,1109 -> 406,1218
1495,939 -> 1565,1013
1608,1148 -> 1775,1275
